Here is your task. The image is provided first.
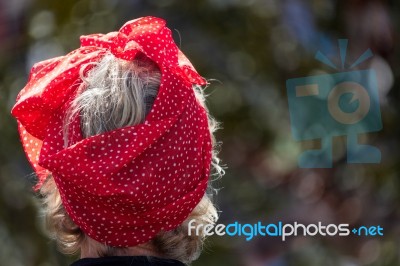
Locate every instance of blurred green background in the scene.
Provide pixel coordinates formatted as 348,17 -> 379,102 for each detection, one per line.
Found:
0,0 -> 399,265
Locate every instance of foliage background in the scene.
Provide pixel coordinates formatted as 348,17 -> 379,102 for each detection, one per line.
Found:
0,0 -> 399,265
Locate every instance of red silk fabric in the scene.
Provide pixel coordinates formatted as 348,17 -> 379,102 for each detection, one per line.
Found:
11,16 -> 212,247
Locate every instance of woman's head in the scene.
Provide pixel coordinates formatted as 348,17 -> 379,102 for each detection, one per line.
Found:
40,52 -> 222,263
12,16 -> 223,264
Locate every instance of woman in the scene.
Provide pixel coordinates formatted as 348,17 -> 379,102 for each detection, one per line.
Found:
12,16 -> 223,265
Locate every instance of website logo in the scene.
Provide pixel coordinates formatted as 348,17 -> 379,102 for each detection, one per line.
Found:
286,39 -> 382,168
188,220 -> 384,241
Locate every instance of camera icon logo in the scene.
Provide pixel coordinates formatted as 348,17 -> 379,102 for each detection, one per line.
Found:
286,40 -> 382,168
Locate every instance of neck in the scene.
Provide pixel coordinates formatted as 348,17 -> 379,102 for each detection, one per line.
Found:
80,236 -> 162,259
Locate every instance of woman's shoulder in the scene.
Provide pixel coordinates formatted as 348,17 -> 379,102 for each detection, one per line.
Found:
70,256 -> 186,266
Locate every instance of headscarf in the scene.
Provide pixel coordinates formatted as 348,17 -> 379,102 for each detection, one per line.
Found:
11,16 -> 212,247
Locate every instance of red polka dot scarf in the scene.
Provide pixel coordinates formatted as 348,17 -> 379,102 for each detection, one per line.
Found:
11,16 -> 212,246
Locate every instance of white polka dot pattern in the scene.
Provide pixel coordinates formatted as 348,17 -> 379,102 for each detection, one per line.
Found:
11,16 -> 212,247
